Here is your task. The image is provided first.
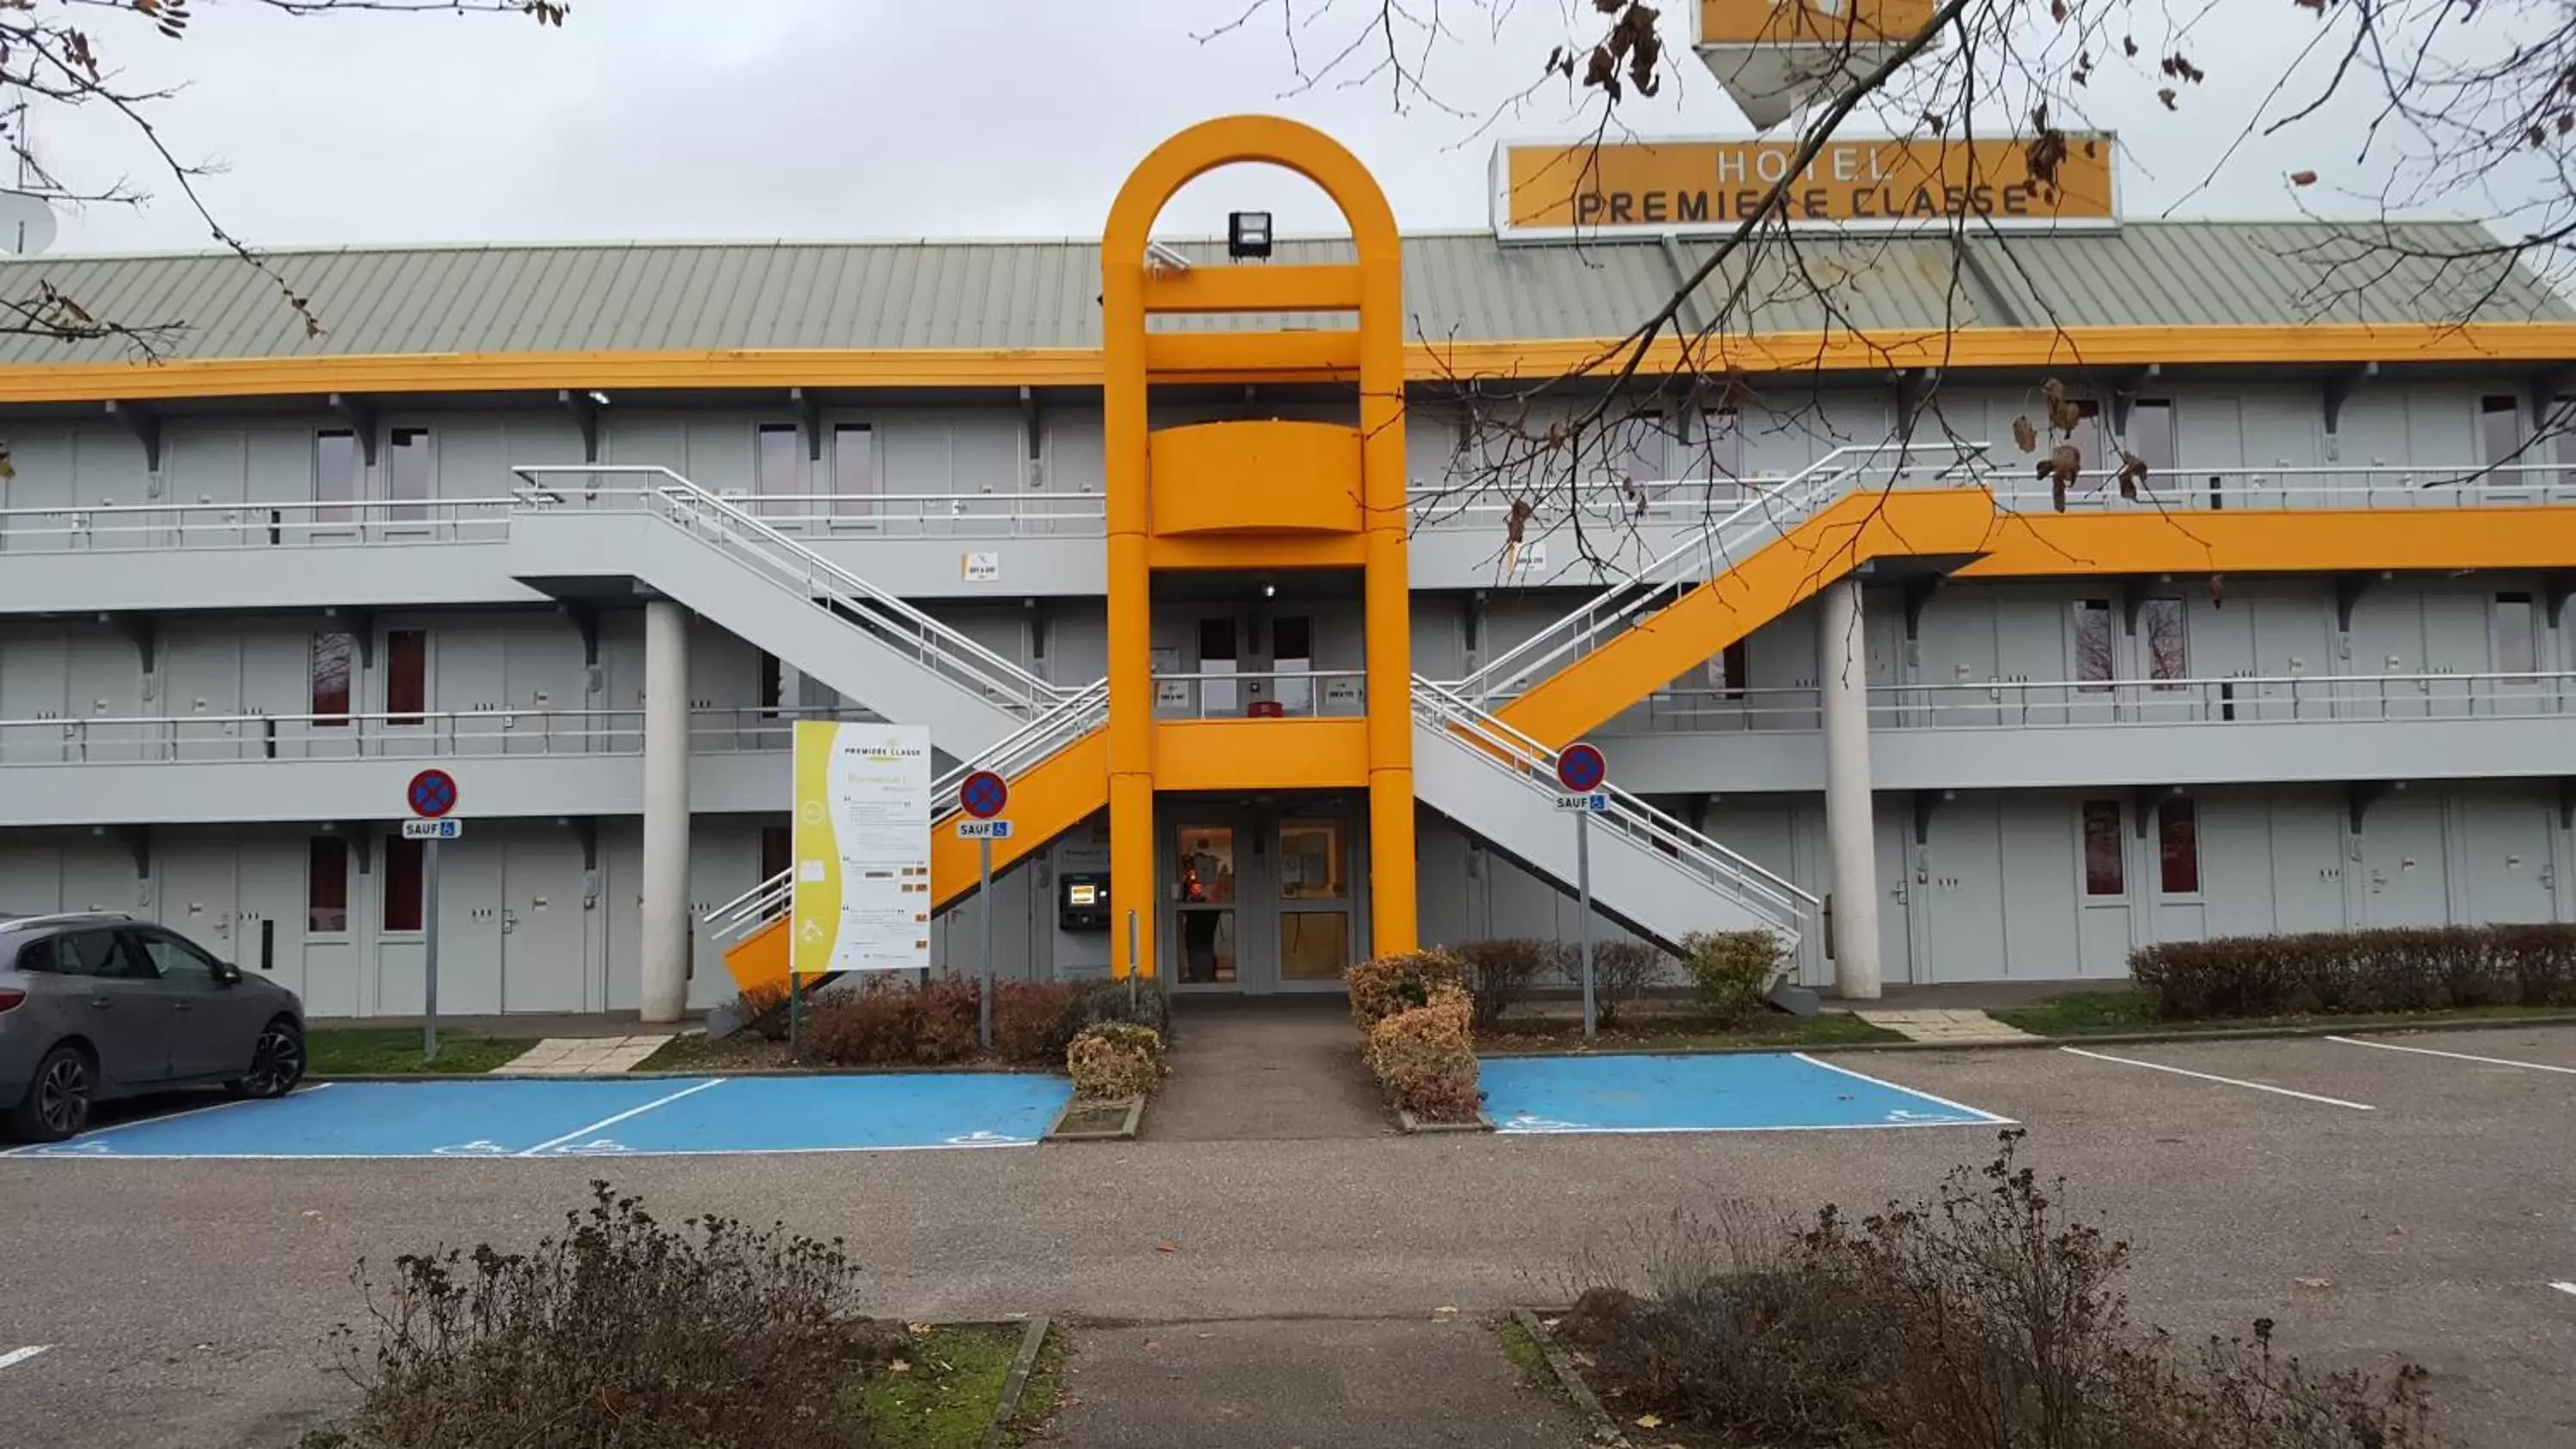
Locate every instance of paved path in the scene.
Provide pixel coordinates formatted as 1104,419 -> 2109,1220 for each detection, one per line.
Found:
1856,1008 -> 2037,1045
501,1034 -> 673,1075
1054,1316 -> 1584,1448
1147,998 -> 1389,1141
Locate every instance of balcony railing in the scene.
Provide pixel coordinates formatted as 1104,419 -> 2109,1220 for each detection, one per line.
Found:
1609,670 -> 2576,734
1151,669 -> 1368,718
0,705 -> 891,766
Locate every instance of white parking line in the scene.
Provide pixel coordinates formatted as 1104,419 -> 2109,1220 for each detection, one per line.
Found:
514,1077 -> 727,1157
2326,1035 -> 2576,1076
1791,1052 -> 2016,1124
0,1083 -> 334,1156
2059,1047 -> 2376,1111
2551,1282 -> 2576,1299
0,1345 -> 51,1371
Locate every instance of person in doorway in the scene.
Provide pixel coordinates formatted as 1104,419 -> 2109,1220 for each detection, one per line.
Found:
1181,906 -> 1222,983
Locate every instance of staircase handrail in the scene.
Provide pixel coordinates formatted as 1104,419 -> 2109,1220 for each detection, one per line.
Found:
1411,674 -> 1815,938
1450,440 -> 1990,702
512,464 -> 1069,717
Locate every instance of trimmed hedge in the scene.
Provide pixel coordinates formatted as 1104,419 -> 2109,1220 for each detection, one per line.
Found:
1346,949 -> 1468,1028
2131,924 -> 2576,1020
1067,1022 -> 1168,1100
1680,930 -> 1784,1029
1362,984 -> 1481,1122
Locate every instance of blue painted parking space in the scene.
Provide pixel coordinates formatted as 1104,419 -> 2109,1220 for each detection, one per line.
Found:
1479,1052 -> 2010,1135
8,1073 -> 1072,1160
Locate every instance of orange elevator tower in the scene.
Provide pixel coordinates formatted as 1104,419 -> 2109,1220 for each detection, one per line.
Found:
1101,116 -> 1419,978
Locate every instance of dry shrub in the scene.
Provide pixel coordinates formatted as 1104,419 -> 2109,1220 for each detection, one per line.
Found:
2133,924 -> 2576,1019
1456,938 -> 1566,1030
991,979 -> 1086,1065
302,1181 -> 904,1449
801,976 -> 978,1066
1680,930 -> 1785,1029
1066,1022 -> 1166,1100
1345,948 -> 1468,1028
1558,1131 -> 2439,1448
1586,940 -> 1670,1028
731,982 -> 793,1043
1363,984 -> 1482,1122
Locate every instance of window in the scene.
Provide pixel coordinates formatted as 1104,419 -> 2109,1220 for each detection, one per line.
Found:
383,834 -> 425,931
137,932 -> 223,982
759,825 -> 793,882
387,427 -> 432,521
1198,616 -> 1239,715
1625,410 -> 1669,487
2082,801 -> 2125,896
2142,597 -> 2187,686
757,651 -> 784,719
1706,640 -> 1749,700
315,429 -> 361,524
1273,615 -> 1314,714
2494,592 -> 2537,674
2073,600 -> 2115,690
831,425 -> 876,516
2128,398 -> 2176,477
386,629 -> 427,724
311,631 -> 355,724
54,930 -> 151,979
2157,797 -> 2200,895
1700,408 -> 1746,484
2479,395 -> 2522,472
308,836 -> 349,933
757,423 -> 801,500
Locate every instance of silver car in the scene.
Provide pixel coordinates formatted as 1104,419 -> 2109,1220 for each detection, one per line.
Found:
0,912 -> 307,1142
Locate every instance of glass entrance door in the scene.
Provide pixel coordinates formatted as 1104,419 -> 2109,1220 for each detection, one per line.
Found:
1173,824 -> 1238,985
1277,816 -> 1353,988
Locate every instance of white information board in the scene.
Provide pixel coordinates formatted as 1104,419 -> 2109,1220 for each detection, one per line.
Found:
790,720 -> 933,975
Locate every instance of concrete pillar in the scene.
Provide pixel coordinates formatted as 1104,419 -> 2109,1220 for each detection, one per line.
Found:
641,598 -> 691,1022
1818,577 -> 1882,1000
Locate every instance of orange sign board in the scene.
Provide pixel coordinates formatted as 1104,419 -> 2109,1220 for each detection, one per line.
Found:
1494,135 -> 2117,238
1697,0 -> 1935,47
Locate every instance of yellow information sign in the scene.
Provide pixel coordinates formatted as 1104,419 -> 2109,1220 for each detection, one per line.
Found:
1493,134 -> 2117,239
790,719 -> 933,977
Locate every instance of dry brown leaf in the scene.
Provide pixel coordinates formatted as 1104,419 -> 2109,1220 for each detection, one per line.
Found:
1154,1240 -> 1182,1253
2290,169 -> 2319,186
1637,1412 -> 1667,1428
2011,415 -> 2038,453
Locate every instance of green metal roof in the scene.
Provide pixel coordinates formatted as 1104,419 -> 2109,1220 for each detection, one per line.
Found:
0,221 -> 2558,367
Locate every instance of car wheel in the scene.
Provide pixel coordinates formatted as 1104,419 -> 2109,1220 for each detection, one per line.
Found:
228,1019 -> 306,1100
9,1044 -> 94,1143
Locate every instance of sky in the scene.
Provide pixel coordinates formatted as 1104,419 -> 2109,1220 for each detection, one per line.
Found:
12,0 -> 2547,255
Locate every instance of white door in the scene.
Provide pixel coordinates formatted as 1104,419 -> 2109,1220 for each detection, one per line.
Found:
1923,798 -> 2006,984
236,846 -> 307,1000
157,849 -> 240,962
433,841 -> 507,1015
502,834 -> 589,1012
2075,799 -> 2135,976
2363,794 -> 2451,926
162,634 -> 245,762
2462,791 -> 2557,925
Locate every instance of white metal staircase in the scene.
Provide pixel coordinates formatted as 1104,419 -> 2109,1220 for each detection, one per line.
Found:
1411,676 -> 1814,949
1453,442 -> 1990,705
507,465 -> 1069,757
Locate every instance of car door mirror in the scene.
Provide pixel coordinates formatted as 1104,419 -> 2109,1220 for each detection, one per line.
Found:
215,961 -> 243,985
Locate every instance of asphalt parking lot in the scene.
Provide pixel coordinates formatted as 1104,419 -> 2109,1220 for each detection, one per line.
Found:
2,1027 -> 2571,1447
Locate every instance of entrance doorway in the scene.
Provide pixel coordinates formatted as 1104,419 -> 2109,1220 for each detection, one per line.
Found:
1165,798 -> 1364,992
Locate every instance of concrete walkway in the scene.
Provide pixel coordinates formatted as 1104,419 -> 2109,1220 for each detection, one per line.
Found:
1148,997 -> 1390,1141
1051,1316 -> 1586,1448
1854,1009 -> 2037,1045
501,1034 -> 672,1075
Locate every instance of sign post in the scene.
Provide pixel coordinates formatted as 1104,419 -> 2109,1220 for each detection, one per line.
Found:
404,769 -> 461,1063
1553,743 -> 1609,1040
957,769 -> 1012,1050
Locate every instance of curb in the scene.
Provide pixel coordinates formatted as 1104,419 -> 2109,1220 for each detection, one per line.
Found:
1046,1097 -> 1145,1143
1510,1309 -> 1629,1447
980,1315 -> 1054,1449
309,1064 -> 1075,1084
1398,1108 -> 1496,1134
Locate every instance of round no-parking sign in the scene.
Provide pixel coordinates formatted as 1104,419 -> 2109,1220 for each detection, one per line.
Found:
407,768 -> 459,819
1553,742 -> 1607,794
959,769 -> 1009,821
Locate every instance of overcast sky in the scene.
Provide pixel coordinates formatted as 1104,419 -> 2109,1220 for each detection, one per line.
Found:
19,0 -> 2541,254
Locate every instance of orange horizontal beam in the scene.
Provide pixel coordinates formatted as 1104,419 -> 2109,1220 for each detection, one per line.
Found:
1147,533 -> 1370,570
1152,718 -> 1370,791
9,321 -> 2573,405
1142,264 -> 1363,314
1961,505 -> 2576,578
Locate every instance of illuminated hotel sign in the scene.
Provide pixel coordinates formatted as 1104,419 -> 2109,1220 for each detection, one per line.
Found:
1492,134 -> 2118,240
